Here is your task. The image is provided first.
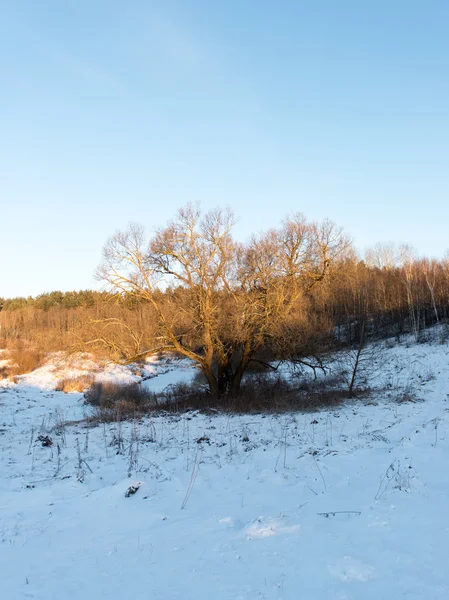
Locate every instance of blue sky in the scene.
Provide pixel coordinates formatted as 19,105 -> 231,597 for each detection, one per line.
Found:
1,0 -> 448,298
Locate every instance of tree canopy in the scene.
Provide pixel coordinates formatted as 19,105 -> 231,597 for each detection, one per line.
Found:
97,205 -> 350,396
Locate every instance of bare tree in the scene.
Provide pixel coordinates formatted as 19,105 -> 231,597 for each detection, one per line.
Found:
336,288 -> 382,396
97,205 -> 350,397
422,258 -> 440,326
365,242 -> 399,271
399,245 -> 421,340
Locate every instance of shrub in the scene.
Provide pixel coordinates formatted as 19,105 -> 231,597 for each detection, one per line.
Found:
85,371 -> 354,420
7,348 -> 45,376
157,372 -> 350,414
395,390 -> 420,403
56,375 -> 95,393
84,381 -> 157,419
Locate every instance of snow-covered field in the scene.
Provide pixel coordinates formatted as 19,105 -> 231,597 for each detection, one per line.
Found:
1,338 -> 449,599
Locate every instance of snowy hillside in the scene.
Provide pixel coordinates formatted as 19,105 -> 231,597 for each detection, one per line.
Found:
1,337 -> 448,599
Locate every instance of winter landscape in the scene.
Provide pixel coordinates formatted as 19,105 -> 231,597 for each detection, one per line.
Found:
1,331 -> 448,599
2,3 -> 449,599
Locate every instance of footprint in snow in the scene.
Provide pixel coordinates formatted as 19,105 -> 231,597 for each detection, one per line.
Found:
329,556 -> 376,582
218,516 -> 245,531
244,516 -> 300,540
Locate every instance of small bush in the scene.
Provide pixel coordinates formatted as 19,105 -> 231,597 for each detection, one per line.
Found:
84,381 -> 157,419
157,373 -> 351,414
56,375 -> 95,393
395,391 -> 420,403
6,348 -> 45,376
85,372 -> 355,420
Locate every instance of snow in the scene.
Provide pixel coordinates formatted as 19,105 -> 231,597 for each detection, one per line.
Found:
142,357 -> 197,392
14,352 -> 196,393
1,336 -> 449,599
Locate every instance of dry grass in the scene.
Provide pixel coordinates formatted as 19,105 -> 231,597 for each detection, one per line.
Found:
395,390 -> 421,404
84,373 -> 354,420
3,347 -> 45,377
159,374 -> 352,414
56,375 -> 95,393
84,381 -> 157,420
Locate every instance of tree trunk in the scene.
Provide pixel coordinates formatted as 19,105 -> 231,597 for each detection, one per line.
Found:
203,352 -> 252,399
202,365 -> 219,398
230,347 -> 252,398
217,362 -> 233,397
348,320 -> 365,397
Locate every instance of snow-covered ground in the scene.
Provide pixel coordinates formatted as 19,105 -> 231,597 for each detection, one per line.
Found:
14,352 -> 196,392
1,337 -> 448,599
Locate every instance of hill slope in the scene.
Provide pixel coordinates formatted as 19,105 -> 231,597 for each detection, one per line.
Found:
1,338 -> 448,599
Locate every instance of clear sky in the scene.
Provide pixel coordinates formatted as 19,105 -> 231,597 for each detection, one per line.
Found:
1,0 -> 448,298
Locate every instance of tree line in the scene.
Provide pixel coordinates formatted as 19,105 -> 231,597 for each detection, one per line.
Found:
0,290 -> 104,312
1,206 -> 448,396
